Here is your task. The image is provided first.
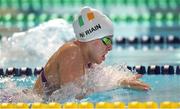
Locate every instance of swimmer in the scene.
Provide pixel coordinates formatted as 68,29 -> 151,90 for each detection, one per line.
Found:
33,6 -> 150,99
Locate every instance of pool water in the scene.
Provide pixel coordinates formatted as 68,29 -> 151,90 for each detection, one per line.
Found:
106,47 -> 180,66
87,75 -> 180,103
0,75 -> 180,103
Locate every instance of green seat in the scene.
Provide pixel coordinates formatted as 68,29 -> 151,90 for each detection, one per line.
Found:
149,13 -> 155,25
49,13 -> 59,20
155,12 -> 164,21
27,13 -> 36,28
126,15 -> 133,23
119,14 -> 127,22
3,14 -> 13,28
114,16 -> 121,22
166,12 -> 174,21
147,0 -> 156,9
42,0 -> 52,10
31,0 -> 43,11
155,12 -> 165,26
16,13 -> 26,29
131,14 -> 139,22
138,13 -> 150,23
38,13 -> 49,24
152,13 -> 163,23
4,14 -> 16,28
109,14 -> 120,22
21,0 -> 30,11
166,12 -> 174,26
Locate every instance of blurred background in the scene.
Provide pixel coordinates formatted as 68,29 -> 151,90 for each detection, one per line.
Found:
0,0 -> 180,67
0,0 -> 180,37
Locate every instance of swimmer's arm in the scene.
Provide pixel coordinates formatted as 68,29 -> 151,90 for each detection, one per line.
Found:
117,74 -> 150,91
58,45 -> 84,85
58,45 -> 87,99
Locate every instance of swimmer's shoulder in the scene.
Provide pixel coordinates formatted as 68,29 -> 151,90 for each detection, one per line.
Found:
58,41 -> 81,54
52,42 -> 82,65
45,42 -> 79,68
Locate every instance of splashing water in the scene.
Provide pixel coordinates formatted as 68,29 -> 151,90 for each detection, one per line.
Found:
0,19 -> 136,103
0,64 -> 135,103
48,64 -> 135,103
0,77 -> 42,103
0,19 -> 75,68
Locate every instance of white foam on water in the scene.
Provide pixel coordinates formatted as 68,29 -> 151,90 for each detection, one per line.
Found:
0,19 -> 75,68
0,64 -> 135,103
48,64 -> 135,103
0,77 -> 42,103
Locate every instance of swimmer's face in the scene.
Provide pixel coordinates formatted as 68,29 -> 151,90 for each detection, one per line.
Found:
90,35 -> 113,64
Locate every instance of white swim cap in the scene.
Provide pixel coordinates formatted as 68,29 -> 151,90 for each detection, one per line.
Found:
73,7 -> 114,42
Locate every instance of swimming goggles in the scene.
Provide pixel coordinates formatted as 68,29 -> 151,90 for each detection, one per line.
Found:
101,36 -> 113,46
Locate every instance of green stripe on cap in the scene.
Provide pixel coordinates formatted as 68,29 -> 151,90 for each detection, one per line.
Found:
78,16 -> 84,27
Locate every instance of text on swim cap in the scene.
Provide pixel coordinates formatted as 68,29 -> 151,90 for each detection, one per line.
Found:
79,24 -> 101,38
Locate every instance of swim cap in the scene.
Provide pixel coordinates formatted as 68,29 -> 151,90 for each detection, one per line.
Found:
73,7 -> 113,42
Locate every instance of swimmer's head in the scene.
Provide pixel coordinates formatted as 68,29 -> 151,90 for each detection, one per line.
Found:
73,6 -> 114,42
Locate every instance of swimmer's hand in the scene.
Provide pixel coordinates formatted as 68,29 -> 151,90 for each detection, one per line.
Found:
118,74 -> 150,91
